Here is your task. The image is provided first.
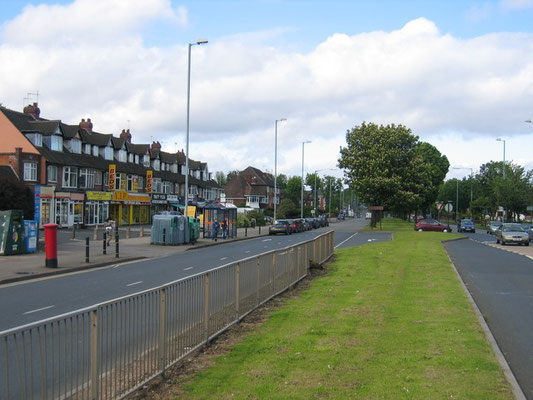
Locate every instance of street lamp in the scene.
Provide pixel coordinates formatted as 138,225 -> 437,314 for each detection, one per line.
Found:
496,138 -> 506,180
273,118 -> 286,221
184,38 -> 208,217
452,167 -> 474,219
313,168 -> 336,216
301,140 -> 311,218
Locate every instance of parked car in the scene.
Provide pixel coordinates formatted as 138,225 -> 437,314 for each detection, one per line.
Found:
337,213 -> 345,220
458,219 -> 475,233
495,223 -> 529,246
414,219 -> 452,232
522,224 -> 533,242
487,221 -> 502,234
269,220 -> 291,235
288,219 -> 303,233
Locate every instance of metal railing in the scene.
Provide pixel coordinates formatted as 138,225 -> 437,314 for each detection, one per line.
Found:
0,231 -> 334,400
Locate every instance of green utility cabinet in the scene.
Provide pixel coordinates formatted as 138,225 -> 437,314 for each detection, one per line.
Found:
188,217 -> 200,244
0,210 -> 26,255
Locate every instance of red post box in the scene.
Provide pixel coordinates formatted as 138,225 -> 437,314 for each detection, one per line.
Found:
44,223 -> 58,268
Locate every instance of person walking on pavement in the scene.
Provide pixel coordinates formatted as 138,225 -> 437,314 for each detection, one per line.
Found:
221,219 -> 227,239
105,217 -> 115,246
212,219 -> 220,241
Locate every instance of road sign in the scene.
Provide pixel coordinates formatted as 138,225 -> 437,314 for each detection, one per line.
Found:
444,203 -> 453,212
436,202 -> 443,211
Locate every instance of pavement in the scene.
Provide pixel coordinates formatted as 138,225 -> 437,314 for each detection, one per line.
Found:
0,224 -> 272,285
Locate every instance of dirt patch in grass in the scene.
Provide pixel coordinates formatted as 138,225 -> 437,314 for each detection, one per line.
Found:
128,259 -> 331,400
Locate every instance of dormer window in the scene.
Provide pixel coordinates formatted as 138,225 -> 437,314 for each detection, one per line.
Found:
117,149 -> 127,162
51,135 -> 63,151
92,145 -> 99,157
128,153 -> 134,163
143,155 -> 150,167
171,164 -> 178,173
153,159 -> 160,171
25,133 -> 42,147
104,146 -> 113,160
84,144 -> 91,154
69,138 -> 82,154
161,162 -> 166,171
135,155 -> 139,164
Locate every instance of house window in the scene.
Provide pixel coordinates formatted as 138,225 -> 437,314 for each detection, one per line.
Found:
189,185 -> 198,195
84,144 -> 91,154
116,173 -> 122,190
103,172 -> 109,187
24,162 -> 37,181
25,133 -> 42,147
171,164 -> 178,173
92,146 -> 99,157
79,168 -> 94,189
127,175 -> 133,191
143,155 -> 150,167
94,170 -> 102,185
153,178 -> 162,193
47,165 -> 58,183
63,166 -> 78,188
51,135 -> 63,151
162,181 -> 172,194
134,154 -> 139,164
116,149 -> 126,163
69,139 -> 82,154
104,147 -> 113,160
128,153 -> 134,163
153,159 -> 160,171
161,162 -> 166,171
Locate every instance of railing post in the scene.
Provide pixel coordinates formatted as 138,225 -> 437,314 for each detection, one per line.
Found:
235,263 -> 240,319
159,288 -> 167,376
313,239 -> 318,264
203,272 -> 210,342
271,252 -> 276,295
93,224 -> 98,240
115,230 -> 119,258
85,237 -> 90,263
90,309 -> 100,400
256,257 -> 260,305
103,233 -> 106,255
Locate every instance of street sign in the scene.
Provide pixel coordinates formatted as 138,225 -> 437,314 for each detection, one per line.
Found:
436,202 -> 443,211
444,203 -> 453,212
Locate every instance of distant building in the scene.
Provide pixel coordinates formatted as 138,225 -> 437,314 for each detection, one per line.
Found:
223,166 -> 278,210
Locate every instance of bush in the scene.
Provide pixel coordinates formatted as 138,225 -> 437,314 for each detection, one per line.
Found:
237,214 -> 251,228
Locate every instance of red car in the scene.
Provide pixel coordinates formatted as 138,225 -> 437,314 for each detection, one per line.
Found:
414,219 -> 452,232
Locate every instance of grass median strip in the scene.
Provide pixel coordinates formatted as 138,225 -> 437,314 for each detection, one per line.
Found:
166,221 -> 513,399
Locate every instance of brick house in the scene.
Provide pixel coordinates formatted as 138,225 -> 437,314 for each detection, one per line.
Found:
223,166 -> 278,209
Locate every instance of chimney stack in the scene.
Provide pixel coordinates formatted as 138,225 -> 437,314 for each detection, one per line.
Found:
23,102 -> 40,119
120,128 -> 132,143
79,118 -> 93,133
151,141 -> 161,151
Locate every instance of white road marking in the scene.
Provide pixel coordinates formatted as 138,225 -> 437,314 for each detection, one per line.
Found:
126,281 -> 143,287
262,238 -> 272,242
245,251 -> 250,253
184,267 -> 194,271
220,257 -> 227,261
335,232 -> 359,249
24,305 -> 54,315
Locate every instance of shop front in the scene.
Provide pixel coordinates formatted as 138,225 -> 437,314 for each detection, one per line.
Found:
109,191 -> 151,226
54,192 -> 84,227
85,191 -> 111,226
151,193 -> 168,216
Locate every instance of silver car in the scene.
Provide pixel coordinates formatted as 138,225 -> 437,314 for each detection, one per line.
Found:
495,223 -> 530,246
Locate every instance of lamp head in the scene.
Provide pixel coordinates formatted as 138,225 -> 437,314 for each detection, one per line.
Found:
496,138 -> 502,142
196,39 -> 208,45
525,120 -> 532,123
279,118 -> 287,122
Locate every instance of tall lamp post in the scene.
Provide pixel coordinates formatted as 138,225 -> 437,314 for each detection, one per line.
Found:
526,120 -> 533,223
184,39 -> 208,217
273,118 -> 286,221
496,138 -> 506,179
313,168 -> 336,216
301,141 -> 311,218
452,167 -> 474,219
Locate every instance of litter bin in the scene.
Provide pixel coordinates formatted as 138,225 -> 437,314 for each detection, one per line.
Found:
24,220 -> 38,253
0,210 -> 26,255
189,217 -> 200,244
151,213 -> 191,245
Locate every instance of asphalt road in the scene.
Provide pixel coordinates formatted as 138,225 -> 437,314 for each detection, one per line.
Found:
445,238 -> 533,399
0,218 -> 378,332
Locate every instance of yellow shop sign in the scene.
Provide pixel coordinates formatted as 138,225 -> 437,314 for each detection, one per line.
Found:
86,191 -> 112,201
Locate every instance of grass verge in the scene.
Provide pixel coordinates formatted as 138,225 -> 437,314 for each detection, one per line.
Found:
158,219 -> 513,399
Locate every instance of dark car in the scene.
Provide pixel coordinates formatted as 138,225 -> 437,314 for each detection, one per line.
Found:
487,221 -> 502,234
414,219 -> 452,232
269,220 -> 291,235
458,219 -> 475,233
495,223 -> 529,246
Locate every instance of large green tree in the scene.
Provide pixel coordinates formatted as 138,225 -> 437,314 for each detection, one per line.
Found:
339,122 -> 448,215
284,176 -> 302,205
0,179 -> 34,220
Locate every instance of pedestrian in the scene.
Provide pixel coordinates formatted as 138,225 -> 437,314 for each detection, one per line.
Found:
212,219 -> 220,241
221,219 -> 227,239
105,217 -> 115,246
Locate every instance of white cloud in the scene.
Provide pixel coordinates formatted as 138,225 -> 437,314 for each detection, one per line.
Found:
0,6 -> 532,177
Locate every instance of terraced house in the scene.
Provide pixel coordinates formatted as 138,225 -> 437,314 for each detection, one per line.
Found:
0,103 -> 221,227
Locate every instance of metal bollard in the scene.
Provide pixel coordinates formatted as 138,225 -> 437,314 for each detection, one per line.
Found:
85,237 -> 90,263
126,227 -> 130,239
72,222 -> 77,239
245,227 -> 248,237
115,230 -> 119,258
93,225 -> 98,240
140,226 -> 144,237
103,232 -> 107,255
259,226 -> 261,235
163,228 -> 166,245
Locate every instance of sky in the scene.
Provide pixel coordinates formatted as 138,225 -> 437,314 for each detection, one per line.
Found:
1,0 -> 533,183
